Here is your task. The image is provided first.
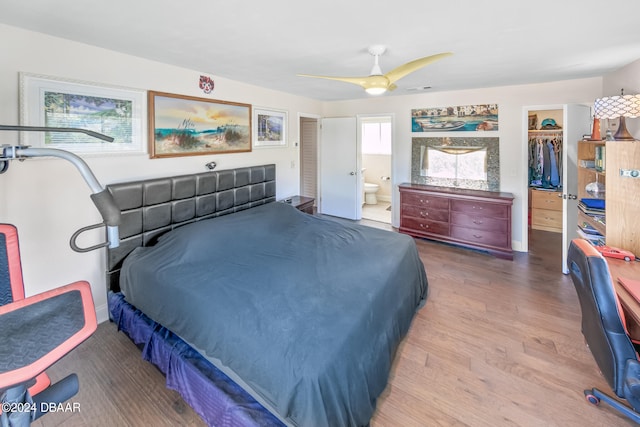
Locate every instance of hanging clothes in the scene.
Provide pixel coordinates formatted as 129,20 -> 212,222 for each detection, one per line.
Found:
542,141 -> 551,187
528,132 -> 563,189
547,141 -> 560,186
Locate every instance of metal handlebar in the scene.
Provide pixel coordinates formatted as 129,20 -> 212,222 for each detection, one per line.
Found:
0,125 -> 121,250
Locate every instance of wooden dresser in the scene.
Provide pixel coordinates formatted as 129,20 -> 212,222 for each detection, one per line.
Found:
530,189 -> 562,233
399,183 -> 514,259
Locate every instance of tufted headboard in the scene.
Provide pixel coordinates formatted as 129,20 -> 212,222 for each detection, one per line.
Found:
106,164 -> 276,292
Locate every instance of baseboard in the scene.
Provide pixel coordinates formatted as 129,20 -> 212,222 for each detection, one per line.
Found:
96,302 -> 110,324
512,240 -> 524,252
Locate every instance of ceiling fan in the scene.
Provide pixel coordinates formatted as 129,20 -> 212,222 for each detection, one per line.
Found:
297,45 -> 453,95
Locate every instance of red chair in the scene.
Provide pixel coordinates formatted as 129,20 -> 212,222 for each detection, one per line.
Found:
0,224 -> 96,425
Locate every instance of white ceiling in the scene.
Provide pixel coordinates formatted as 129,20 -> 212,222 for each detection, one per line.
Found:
2,0 -> 640,101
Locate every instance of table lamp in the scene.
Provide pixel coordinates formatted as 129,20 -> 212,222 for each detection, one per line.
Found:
593,90 -> 640,140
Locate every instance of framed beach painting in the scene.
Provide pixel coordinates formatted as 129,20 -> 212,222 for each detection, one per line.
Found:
19,73 -> 146,154
253,107 -> 287,148
148,91 -> 252,158
411,104 -> 499,133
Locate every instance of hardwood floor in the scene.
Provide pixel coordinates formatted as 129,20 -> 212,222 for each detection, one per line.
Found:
32,230 -> 633,426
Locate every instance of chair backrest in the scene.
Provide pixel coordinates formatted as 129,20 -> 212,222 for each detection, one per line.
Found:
567,238 -> 637,397
0,224 -> 25,305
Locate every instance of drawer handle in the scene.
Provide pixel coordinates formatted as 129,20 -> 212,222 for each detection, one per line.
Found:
419,199 -> 429,204
472,220 -> 483,225
472,206 -> 484,210
420,211 -> 429,217
419,224 -> 429,229
473,234 -> 483,239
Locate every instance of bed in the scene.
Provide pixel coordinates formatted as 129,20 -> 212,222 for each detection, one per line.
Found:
106,164 -> 428,427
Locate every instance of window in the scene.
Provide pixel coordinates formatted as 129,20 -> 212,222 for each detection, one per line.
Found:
425,147 -> 487,181
361,119 -> 391,155
420,145 -> 488,188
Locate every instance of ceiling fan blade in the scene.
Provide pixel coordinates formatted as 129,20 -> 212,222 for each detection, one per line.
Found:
384,52 -> 453,84
298,74 -> 392,93
296,74 -> 370,88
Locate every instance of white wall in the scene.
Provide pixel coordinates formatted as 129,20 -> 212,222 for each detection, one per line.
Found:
323,78 -> 603,251
0,24 -> 322,322
602,58 -> 640,138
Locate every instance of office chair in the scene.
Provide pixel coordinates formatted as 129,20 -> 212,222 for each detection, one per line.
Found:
567,238 -> 640,423
0,224 -> 97,426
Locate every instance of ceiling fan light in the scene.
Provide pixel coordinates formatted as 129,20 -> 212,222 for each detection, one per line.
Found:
365,87 -> 386,95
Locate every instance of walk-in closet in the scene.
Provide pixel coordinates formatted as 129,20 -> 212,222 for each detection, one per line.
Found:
527,109 -> 564,233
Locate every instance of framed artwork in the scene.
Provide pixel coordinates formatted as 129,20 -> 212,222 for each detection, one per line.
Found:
148,91 -> 252,158
411,104 -> 499,132
19,73 -> 146,154
253,107 -> 287,148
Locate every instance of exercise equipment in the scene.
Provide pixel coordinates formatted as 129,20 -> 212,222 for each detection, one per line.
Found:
0,125 -> 121,425
0,125 -> 121,250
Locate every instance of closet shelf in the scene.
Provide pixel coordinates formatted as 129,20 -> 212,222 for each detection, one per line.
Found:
579,166 -> 606,176
528,129 -> 563,134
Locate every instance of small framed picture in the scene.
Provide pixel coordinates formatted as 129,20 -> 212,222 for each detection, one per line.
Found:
253,107 -> 287,148
19,73 -> 146,154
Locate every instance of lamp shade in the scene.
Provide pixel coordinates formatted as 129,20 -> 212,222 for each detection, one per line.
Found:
593,93 -> 640,119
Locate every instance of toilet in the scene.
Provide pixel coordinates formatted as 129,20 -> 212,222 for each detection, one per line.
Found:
363,182 -> 379,205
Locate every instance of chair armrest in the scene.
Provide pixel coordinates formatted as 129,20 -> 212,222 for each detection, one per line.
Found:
0,281 -> 97,390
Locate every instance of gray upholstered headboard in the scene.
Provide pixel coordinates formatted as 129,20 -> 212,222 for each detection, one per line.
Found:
106,164 -> 276,292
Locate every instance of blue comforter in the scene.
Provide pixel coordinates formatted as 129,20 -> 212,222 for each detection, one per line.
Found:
120,202 -> 428,427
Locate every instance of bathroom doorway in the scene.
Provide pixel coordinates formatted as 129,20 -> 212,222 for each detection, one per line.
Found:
360,115 -> 393,224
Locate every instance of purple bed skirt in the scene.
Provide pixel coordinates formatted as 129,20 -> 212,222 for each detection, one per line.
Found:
108,291 -> 285,427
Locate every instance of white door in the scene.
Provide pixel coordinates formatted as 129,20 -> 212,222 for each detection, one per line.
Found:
319,117 -> 360,219
562,104 -> 592,273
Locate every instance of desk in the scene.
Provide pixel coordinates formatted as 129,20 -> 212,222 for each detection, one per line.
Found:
610,258 -> 640,341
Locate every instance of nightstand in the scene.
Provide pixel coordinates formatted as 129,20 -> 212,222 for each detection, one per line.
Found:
279,195 -> 315,214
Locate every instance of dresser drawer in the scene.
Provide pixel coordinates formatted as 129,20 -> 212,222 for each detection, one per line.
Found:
450,212 -> 508,233
401,192 -> 449,210
531,208 -> 562,229
450,199 -> 508,218
451,225 -> 508,248
401,217 -> 449,236
401,204 -> 449,222
531,190 -> 562,211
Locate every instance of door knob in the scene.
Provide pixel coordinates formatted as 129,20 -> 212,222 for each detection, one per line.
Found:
562,193 -> 578,200
349,171 -> 355,175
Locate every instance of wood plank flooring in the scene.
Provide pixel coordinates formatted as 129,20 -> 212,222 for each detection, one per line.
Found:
31,230 -> 634,426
